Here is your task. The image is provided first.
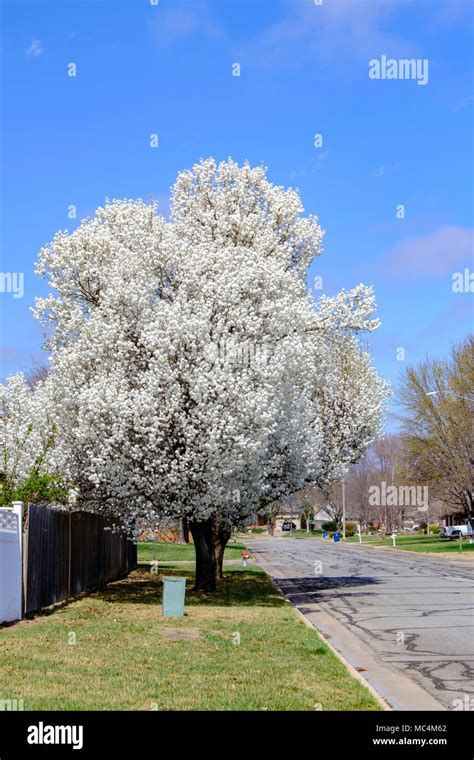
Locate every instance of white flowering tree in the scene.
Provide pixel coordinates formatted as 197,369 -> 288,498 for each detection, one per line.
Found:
2,159 -> 389,591
255,286 -> 391,528
0,373 -> 68,506
310,295 -> 391,492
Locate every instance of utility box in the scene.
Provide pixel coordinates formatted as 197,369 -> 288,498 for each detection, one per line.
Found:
162,577 -> 186,617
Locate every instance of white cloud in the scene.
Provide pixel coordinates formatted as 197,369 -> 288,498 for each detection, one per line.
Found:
148,2 -> 224,48
26,40 -> 44,59
236,0 -> 415,71
383,226 -> 474,278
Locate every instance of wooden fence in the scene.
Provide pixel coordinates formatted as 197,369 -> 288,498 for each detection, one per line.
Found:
24,504 -> 137,614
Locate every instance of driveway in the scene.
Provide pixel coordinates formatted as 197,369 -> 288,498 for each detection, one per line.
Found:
246,537 -> 474,711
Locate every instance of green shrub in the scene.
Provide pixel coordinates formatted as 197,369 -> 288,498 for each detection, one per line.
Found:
345,521 -> 357,537
429,524 -> 440,534
321,521 -> 337,532
0,469 -> 69,508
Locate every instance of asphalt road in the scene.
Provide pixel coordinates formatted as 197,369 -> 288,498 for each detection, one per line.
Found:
246,537 -> 474,710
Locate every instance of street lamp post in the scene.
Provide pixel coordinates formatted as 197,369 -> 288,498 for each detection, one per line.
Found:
342,479 -> 346,540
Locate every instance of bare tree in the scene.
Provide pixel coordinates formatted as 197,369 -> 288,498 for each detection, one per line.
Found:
397,335 -> 473,518
25,363 -> 49,390
370,435 -> 403,531
345,457 -> 377,531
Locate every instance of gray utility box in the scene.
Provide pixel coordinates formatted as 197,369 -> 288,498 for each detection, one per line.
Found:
162,577 -> 186,617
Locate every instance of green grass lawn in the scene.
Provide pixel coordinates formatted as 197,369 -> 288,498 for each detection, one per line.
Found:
138,540 -> 247,563
282,529 -> 323,539
0,565 -> 380,711
344,533 -> 474,553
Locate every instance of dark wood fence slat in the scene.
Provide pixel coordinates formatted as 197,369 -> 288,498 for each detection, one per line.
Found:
24,505 -> 137,614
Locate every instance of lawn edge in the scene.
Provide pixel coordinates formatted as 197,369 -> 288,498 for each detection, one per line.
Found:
301,535 -> 474,559
337,540 -> 474,560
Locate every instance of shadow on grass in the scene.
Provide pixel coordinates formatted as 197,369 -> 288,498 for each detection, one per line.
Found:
19,571 -> 136,622
95,566 -> 287,608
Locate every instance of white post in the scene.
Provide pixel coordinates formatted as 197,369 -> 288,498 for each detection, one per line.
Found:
357,523 -> 362,544
391,532 -> 396,547
12,501 -> 23,557
12,502 -> 23,619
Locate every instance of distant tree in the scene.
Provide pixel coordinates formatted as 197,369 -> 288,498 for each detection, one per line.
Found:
25,363 -> 49,390
398,335 -> 473,517
300,502 -> 315,530
344,456 -> 377,532
334,434 -> 408,533
0,373 -> 68,506
370,435 -> 403,531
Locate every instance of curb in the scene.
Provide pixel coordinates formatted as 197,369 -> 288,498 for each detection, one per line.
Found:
269,574 -> 391,711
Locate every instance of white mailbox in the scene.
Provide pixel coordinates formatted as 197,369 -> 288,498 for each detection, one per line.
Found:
0,503 -> 23,623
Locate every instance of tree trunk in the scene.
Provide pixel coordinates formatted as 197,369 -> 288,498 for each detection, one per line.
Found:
180,517 -> 190,544
213,516 -> 232,580
190,518 -> 216,592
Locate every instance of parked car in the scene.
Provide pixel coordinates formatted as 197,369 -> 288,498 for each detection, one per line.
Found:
281,521 -> 297,531
441,524 -> 474,540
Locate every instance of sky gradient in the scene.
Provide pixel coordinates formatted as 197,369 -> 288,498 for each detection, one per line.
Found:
1,0 -> 473,427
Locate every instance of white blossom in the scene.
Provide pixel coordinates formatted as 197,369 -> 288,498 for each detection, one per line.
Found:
2,159 -> 389,536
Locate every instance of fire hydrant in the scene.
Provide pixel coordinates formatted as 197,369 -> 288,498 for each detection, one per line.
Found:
242,550 -> 249,567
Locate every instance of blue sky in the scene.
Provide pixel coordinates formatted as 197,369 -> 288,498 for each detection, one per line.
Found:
1,0 -> 473,427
